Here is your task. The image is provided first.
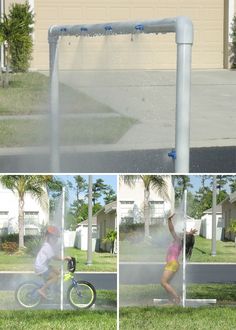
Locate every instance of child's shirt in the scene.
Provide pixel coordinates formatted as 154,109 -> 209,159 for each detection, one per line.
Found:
34,242 -> 55,274
166,240 -> 182,262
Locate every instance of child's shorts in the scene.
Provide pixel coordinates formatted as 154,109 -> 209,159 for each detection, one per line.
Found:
164,260 -> 179,272
40,266 -> 53,281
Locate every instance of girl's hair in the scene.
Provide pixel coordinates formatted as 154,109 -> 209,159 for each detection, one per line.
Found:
185,234 -> 195,260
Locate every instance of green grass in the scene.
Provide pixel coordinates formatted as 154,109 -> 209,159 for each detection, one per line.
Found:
65,248 -> 117,272
0,72 -> 136,147
0,72 -> 114,115
0,309 -> 117,330
191,236 -> 236,262
119,284 -> 236,306
0,117 -> 135,147
120,306 -> 236,330
0,289 -> 116,311
0,248 -> 116,272
120,236 -> 236,262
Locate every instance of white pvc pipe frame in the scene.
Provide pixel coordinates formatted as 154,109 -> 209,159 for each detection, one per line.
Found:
48,16 -> 193,172
182,189 -> 187,307
60,187 -> 65,311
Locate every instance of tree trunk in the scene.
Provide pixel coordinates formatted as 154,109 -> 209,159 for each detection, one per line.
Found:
4,44 -> 9,88
18,195 -> 25,249
144,189 -> 150,238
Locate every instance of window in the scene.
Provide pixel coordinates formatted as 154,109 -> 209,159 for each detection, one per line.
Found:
149,201 -> 164,218
24,211 -> 39,226
120,201 -> 134,218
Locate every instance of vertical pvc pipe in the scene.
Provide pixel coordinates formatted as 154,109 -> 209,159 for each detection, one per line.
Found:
182,189 -> 187,307
211,176 -> 217,256
0,0 -> 4,70
175,43 -> 192,173
49,38 -> 60,172
87,175 -> 93,265
60,187 -> 65,311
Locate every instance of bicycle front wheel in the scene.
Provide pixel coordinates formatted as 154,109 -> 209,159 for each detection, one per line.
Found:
67,281 -> 96,309
15,282 -> 41,309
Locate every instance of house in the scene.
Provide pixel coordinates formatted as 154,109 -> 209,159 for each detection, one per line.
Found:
200,205 -> 224,240
1,1 -> 235,70
119,176 -> 174,226
96,201 -> 117,252
0,183 -> 49,235
74,216 -> 97,251
221,192 -> 236,241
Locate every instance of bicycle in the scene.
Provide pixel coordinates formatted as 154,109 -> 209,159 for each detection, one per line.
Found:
15,257 -> 96,309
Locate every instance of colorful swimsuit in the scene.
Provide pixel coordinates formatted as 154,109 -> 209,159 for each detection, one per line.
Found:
164,240 -> 182,272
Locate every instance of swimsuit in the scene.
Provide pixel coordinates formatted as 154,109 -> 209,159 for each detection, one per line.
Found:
164,240 -> 182,273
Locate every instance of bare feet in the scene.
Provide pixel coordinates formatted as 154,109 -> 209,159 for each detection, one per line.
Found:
37,288 -> 47,299
172,296 -> 181,305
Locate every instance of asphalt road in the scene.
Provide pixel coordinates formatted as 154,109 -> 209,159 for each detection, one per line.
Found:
119,263 -> 236,284
0,272 -> 117,291
0,146 -> 235,173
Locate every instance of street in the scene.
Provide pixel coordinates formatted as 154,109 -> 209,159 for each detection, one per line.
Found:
120,262 -> 236,284
0,145 -> 235,173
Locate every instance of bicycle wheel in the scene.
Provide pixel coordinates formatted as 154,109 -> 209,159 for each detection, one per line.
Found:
67,281 -> 96,309
15,282 -> 41,309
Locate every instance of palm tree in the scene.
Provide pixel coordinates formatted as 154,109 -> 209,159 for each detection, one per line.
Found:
174,175 -> 193,202
120,175 -> 169,238
0,175 -> 51,249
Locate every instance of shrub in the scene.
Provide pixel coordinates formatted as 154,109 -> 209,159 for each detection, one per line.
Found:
230,16 -> 236,69
25,236 -> 44,257
0,233 -> 19,245
7,1 -> 34,72
1,241 -> 18,254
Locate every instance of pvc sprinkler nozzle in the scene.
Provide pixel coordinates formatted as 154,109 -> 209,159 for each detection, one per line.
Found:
135,24 -> 144,31
168,150 -> 176,160
104,25 -> 112,32
80,27 -> 88,32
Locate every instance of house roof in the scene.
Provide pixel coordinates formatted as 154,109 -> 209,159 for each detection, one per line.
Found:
95,200 -> 117,216
203,204 -> 222,214
77,216 -> 97,226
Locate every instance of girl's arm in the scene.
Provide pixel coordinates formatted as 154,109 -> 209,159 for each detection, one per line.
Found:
168,214 -> 179,240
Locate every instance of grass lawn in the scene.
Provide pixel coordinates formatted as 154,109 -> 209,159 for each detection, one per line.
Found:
0,289 -> 116,311
0,248 -> 116,272
0,117 -> 135,147
120,236 -> 236,262
0,72 -> 114,115
120,306 -> 236,330
0,72 -> 136,147
0,309 -> 117,330
119,284 -> 236,306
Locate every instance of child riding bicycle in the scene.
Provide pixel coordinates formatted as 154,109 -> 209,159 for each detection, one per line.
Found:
34,225 -> 71,299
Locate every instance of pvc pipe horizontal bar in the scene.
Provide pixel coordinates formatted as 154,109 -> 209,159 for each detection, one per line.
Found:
48,16 -> 193,45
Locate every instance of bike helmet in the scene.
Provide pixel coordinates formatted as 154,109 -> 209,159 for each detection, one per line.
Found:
67,257 -> 76,273
46,225 -> 60,237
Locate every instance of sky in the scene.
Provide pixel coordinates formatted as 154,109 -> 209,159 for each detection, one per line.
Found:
55,175 -> 117,205
187,175 -> 235,194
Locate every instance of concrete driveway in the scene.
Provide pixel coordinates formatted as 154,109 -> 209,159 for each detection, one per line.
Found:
59,69 -> 236,150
